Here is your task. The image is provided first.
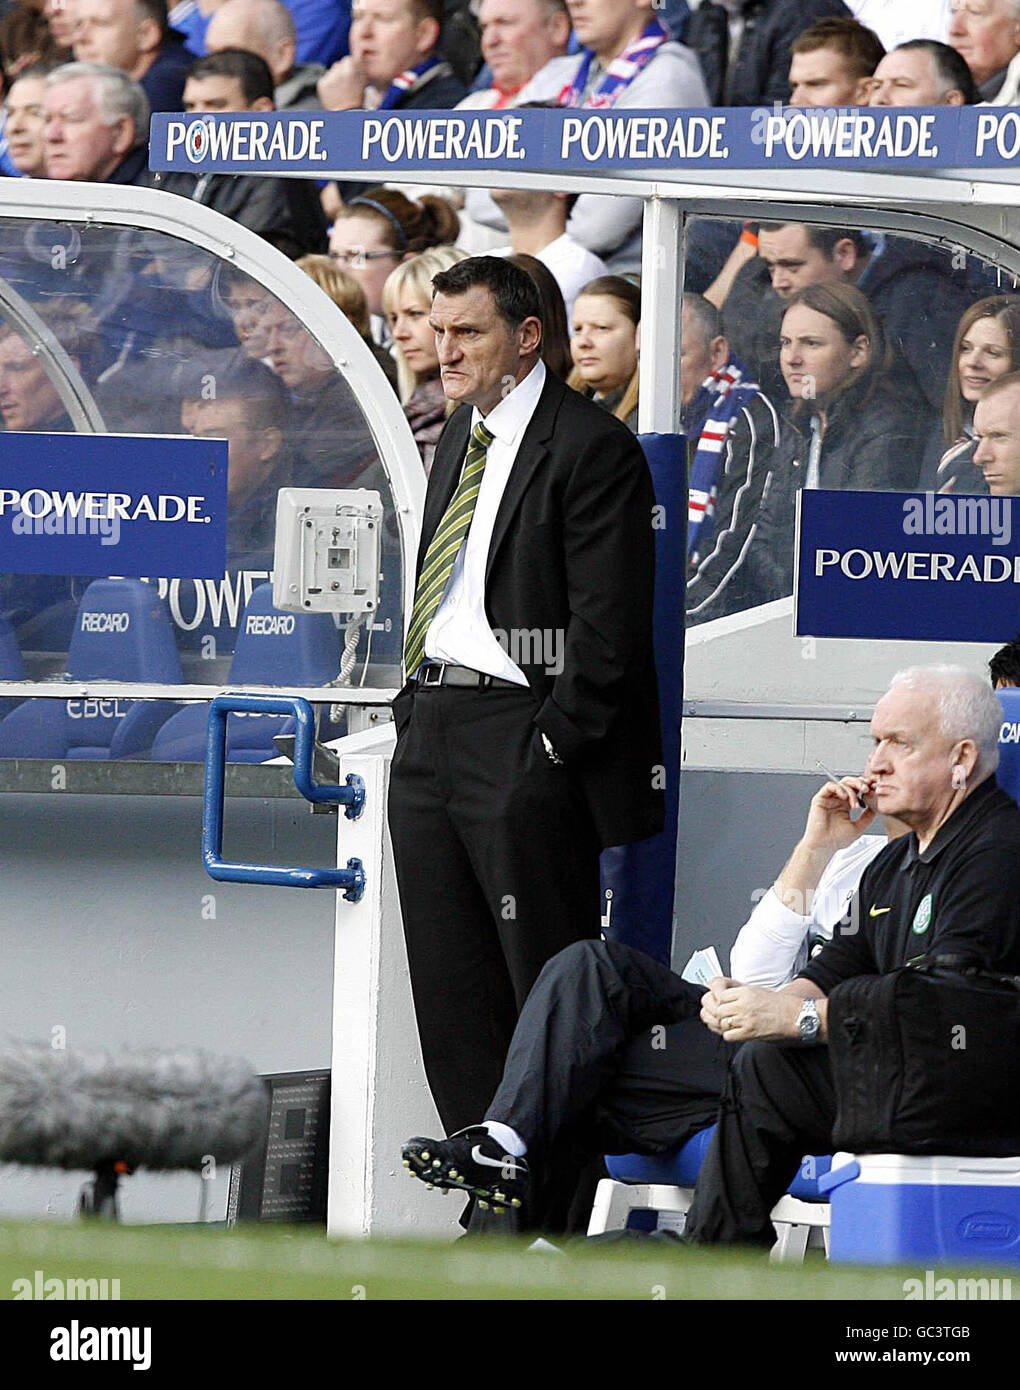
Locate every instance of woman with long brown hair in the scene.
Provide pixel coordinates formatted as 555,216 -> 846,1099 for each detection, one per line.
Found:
937,295 -> 1020,493
777,282 -> 924,490
726,282 -> 929,616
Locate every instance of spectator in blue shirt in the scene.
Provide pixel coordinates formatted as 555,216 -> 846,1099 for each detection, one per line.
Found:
73,0 -> 192,115
169,0 -> 351,66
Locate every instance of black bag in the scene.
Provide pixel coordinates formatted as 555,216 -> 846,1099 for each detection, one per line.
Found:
827,956 -> 1020,1155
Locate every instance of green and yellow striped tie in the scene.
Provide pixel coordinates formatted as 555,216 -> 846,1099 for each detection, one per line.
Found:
404,419 -> 495,678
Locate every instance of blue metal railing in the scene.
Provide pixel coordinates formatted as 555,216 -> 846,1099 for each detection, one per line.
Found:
202,694 -> 366,896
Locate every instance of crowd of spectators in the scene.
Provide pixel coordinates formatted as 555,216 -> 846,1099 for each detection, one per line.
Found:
0,0 -> 1017,654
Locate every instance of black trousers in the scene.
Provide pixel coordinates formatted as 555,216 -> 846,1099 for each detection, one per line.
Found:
387,684 -> 602,1137
486,939 -> 733,1232
684,1038 -> 836,1246
486,938 -> 839,1241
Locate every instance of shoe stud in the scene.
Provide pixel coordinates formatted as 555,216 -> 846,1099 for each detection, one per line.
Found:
510,1198 -> 522,1208
478,1199 -> 490,1210
432,1158 -> 441,1168
448,1170 -> 459,1180
426,1183 -> 435,1190
421,1151 -> 430,1162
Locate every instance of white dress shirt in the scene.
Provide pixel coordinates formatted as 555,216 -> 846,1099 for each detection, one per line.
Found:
728,835 -> 888,988
424,359 -> 547,683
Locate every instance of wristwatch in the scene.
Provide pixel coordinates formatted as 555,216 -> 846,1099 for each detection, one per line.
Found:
796,998 -> 820,1045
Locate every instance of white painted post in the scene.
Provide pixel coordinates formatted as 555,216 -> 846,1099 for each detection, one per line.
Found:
639,195 -> 684,436
326,740 -> 461,1239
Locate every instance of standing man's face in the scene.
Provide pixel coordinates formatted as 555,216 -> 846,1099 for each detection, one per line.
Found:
973,384 -> 1020,495
789,46 -> 872,106
758,224 -> 848,300
431,285 -> 540,415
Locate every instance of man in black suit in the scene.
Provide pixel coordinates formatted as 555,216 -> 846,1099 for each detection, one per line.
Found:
388,257 -> 662,1142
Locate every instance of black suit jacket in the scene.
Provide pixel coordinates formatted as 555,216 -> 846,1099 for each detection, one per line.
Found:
394,369 -> 664,850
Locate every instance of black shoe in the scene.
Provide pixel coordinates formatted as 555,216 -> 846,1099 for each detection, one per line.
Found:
402,1127 -> 530,1212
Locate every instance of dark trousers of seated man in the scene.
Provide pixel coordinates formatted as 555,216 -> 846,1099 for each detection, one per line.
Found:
490,937 -> 838,1240
486,938 -> 734,1233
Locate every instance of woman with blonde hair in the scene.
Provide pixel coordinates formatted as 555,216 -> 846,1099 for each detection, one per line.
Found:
296,253 -> 398,393
382,244 -> 468,472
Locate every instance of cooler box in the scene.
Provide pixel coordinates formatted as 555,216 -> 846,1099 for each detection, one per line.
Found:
820,1154 -> 1020,1265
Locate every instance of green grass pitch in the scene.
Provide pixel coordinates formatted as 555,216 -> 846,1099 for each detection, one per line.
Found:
0,1218 -> 1010,1300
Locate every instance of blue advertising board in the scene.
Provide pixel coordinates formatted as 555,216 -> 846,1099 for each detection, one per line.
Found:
795,490 -> 1020,643
150,106 -> 1020,177
0,432 -> 228,579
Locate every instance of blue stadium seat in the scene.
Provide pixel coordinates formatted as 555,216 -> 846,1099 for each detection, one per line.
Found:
997,687 -> 1020,801
149,583 -> 341,763
606,1131 -> 831,1197
606,1126 -> 716,1188
595,1130 -> 833,1254
0,612 -> 27,718
0,579 -> 182,759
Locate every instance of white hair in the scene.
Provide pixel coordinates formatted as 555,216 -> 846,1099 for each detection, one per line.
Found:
889,664 -> 1001,777
46,62 -> 151,150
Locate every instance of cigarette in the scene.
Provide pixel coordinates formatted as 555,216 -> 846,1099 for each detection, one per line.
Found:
816,760 -> 871,812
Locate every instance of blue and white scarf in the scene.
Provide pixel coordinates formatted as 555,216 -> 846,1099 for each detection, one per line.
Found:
685,354 -> 760,560
377,55 -> 445,111
558,19 -> 668,109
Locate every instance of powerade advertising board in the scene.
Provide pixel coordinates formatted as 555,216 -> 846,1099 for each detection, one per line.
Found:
151,106 -> 1020,177
795,490 -> 1020,643
0,432 -> 228,579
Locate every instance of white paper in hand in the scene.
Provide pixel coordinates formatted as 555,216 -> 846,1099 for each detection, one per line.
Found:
681,946 -> 723,987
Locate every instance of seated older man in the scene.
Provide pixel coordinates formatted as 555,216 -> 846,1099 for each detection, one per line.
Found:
402,665 -> 1020,1238
42,60 -> 152,184
948,0 -> 1020,103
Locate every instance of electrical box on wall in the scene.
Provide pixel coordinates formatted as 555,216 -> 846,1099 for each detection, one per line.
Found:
273,489 -> 383,617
